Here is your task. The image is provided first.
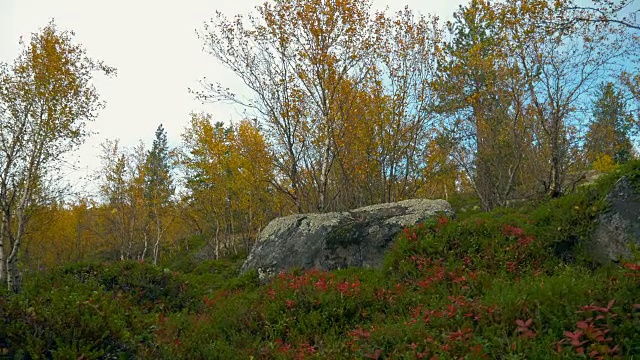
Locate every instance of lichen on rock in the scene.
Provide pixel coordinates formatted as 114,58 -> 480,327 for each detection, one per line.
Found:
588,176 -> 640,264
240,199 -> 453,281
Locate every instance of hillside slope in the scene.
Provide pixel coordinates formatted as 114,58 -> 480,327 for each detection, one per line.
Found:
1,163 -> 639,359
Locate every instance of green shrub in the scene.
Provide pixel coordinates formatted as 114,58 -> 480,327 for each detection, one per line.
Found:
3,271 -> 155,359
2,162 -> 639,358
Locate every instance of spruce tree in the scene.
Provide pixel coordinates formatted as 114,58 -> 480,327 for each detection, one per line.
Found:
145,124 -> 174,264
585,82 -> 634,165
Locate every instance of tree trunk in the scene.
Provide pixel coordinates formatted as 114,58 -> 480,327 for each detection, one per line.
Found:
214,217 -> 220,260
318,134 -> 332,212
6,210 -> 25,292
548,116 -> 564,198
5,181 -> 32,292
141,230 -> 148,262
230,209 -> 236,255
475,113 -> 497,211
0,217 -> 6,285
153,215 -> 161,266
549,155 -> 562,197
6,255 -> 20,293
119,206 -> 126,261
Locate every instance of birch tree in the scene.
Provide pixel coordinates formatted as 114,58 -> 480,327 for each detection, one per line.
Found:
97,140 -> 149,261
0,21 -> 114,292
180,114 -> 274,258
196,0 -> 376,213
368,8 -> 442,204
512,0 -> 628,196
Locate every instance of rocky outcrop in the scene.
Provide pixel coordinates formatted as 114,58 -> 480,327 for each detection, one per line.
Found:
589,176 -> 640,264
241,199 -> 453,280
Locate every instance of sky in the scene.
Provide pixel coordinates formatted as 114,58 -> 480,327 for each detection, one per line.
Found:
0,0 -> 464,192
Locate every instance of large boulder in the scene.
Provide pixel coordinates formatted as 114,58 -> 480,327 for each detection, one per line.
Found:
588,176 -> 640,264
240,199 -> 453,280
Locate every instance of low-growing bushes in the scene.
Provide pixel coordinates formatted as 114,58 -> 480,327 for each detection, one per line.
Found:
1,164 -> 639,359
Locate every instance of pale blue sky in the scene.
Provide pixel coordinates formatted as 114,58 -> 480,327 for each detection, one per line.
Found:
0,0 -> 464,190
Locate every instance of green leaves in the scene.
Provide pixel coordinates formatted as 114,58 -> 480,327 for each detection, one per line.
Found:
585,82 -> 635,166
144,124 -> 174,209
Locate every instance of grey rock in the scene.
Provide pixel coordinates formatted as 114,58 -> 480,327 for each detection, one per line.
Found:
241,199 -> 453,281
589,176 -> 640,264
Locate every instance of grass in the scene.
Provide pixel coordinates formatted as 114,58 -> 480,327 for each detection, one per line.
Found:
1,163 -> 639,359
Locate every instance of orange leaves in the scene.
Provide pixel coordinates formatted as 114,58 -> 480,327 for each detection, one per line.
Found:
180,113 -> 276,252
1,20 -> 114,290
3,20 -> 114,152
182,114 -> 272,191
24,203 -> 90,269
201,0 -> 452,210
201,0 -> 385,211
